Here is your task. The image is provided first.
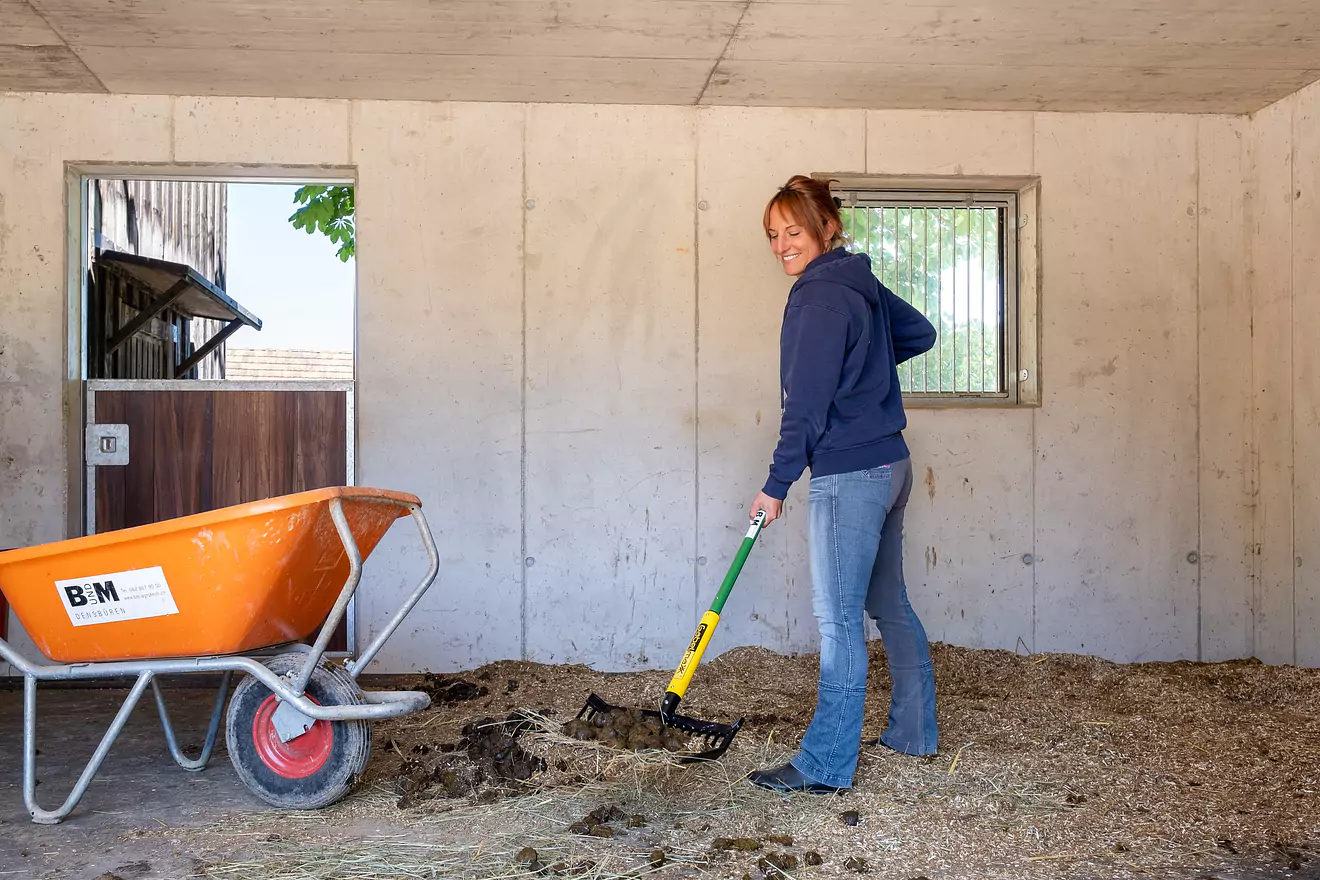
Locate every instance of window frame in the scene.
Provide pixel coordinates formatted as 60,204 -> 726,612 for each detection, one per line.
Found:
816,174 -> 1041,408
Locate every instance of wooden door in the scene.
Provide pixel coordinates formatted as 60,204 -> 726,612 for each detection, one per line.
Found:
89,385 -> 351,651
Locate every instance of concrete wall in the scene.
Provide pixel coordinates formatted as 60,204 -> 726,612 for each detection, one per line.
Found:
1242,81 -> 1320,667
0,93 -> 1309,672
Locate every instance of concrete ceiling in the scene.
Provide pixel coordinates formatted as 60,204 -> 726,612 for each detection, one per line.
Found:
3,0 -> 1319,114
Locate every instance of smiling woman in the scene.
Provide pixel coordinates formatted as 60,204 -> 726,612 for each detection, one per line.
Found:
747,174 -> 939,795
763,175 -> 843,276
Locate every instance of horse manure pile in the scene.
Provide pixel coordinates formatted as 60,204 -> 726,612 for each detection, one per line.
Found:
560,706 -> 692,752
393,712 -> 546,807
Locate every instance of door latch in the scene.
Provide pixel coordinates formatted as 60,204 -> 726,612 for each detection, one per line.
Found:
85,424 -> 130,466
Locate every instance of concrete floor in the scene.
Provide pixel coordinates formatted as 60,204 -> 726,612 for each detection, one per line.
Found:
0,681 -> 262,879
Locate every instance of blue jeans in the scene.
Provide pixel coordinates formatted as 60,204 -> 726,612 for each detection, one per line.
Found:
789,458 -> 938,789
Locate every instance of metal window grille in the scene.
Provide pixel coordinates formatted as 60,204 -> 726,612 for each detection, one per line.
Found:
837,190 -> 1018,402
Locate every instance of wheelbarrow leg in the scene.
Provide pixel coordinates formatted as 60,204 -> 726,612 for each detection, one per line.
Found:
24,670 -> 155,825
152,672 -> 232,771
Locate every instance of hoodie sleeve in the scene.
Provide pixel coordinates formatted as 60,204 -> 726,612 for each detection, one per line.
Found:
886,288 -> 937,364
762,303 -> 850,500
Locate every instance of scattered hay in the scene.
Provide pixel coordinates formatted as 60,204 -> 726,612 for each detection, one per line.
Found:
711,837 -> 761,852
201,838 -> 663,880
180,643 -> 1320,880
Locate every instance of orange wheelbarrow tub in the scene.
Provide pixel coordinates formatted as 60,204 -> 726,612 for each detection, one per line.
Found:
0,487 -> 441,824
3,486 -> 416,663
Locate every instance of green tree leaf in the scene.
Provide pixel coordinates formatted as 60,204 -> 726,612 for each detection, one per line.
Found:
288,185 -> 355,262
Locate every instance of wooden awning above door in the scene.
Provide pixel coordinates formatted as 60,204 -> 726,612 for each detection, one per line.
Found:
97,251 -> 262,378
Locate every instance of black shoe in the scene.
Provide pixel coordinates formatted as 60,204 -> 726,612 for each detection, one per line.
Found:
747,762 -> 844,795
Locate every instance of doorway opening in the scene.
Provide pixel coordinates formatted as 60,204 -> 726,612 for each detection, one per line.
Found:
73,172 -> 358,652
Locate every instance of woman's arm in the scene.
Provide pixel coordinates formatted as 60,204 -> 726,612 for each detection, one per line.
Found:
760,302 -> 850,501
887,289 -> 937,364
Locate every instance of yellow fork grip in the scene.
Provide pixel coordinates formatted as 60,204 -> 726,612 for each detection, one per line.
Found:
665,610 -> 721,699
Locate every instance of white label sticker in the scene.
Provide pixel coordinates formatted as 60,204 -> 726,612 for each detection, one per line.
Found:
55,566 -> 179,627
747,514 -> 766,538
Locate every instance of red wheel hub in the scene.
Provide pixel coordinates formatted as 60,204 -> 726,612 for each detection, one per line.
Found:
252,694 -> 333,778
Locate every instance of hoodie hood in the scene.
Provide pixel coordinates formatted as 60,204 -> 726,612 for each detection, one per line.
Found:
792,247 -> 881,306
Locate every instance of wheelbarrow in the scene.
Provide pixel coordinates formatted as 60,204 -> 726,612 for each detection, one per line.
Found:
0,487 -> 440,824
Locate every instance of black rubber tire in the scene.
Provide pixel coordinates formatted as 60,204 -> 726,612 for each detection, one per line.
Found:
225,653 -> 372,810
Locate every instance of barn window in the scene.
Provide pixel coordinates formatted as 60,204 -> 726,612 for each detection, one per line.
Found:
825,178 -> 1040,406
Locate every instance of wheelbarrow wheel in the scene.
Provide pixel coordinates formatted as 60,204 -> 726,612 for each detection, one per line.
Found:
225,653 -> 372,810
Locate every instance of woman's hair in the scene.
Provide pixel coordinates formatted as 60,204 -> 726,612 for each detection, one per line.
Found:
763,175 -> 843,250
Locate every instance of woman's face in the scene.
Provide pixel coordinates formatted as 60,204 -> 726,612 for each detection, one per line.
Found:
766,203 -> 828,277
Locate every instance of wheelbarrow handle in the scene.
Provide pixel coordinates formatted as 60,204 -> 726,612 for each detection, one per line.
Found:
660,510 -> 766,723
290,496 -> 441,692
344,503 -> 440,679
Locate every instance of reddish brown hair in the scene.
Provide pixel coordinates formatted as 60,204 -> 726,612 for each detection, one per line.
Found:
763,175 -> 842,250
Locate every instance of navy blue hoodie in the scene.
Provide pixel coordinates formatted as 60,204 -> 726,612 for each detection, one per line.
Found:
762,247 -> 937,500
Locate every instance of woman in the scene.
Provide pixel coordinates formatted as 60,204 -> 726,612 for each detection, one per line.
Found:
747,175 -> 939,794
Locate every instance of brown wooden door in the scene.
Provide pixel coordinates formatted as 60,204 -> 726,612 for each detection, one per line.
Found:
90,387 -> 350,651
